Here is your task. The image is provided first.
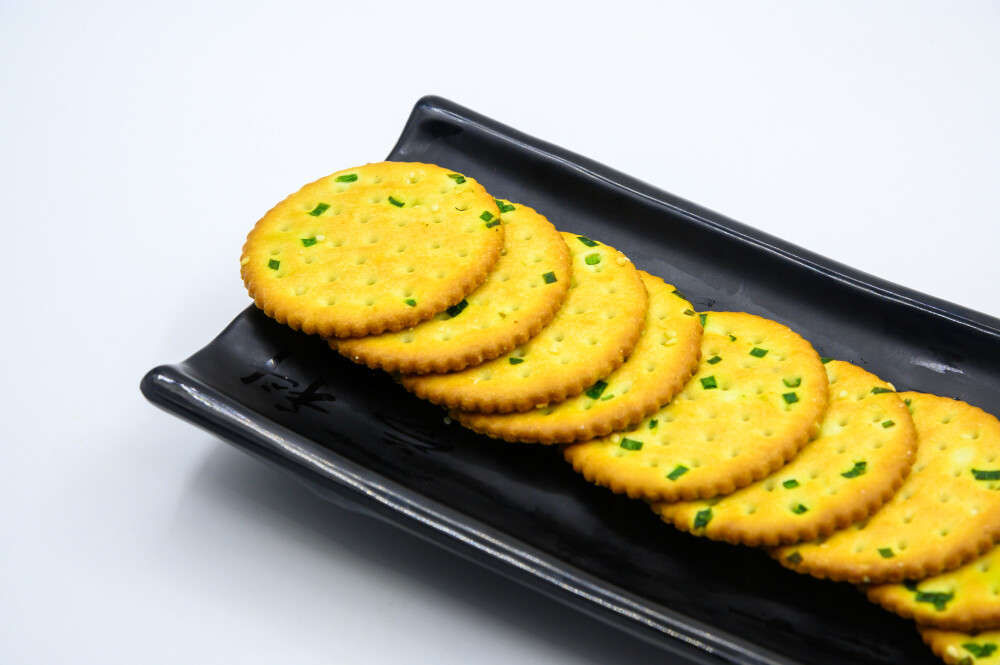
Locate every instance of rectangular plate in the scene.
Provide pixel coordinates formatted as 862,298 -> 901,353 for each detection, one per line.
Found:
142,96 -> 1000,665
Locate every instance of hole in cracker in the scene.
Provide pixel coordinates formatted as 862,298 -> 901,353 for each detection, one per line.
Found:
269,248 -> 281,256
294,286 -> 308,296
355,255 -> 368,265
304,256 -> 315,264
364,298 -> 374,306
457,249 -> 468,258
324,297 -> 337,306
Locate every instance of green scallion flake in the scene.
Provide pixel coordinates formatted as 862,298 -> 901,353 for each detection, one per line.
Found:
729,334 -> 737,342
620,438 -> 643,451
841,461 -> 867,478
404,299 -> 417,307
707,355 -> 722,365
871,386 -> 894,394
785,552 -> 802,565
915,590 -> 954,611
584,253 -> 601,265
586,380 -> 608,399
783,377 -> 802,388
446,299 -> 469,318
973,469 -> 1000,481
480,211 -> 494,223
878,547 -> 895,559
542,271 -> 557,284
485,219 -> 501,228
699,313 -> 707,327
672,288 -> 686,299
903,580 -> 919,591
700,376 -> 718,390
335,173 -> 358,182
648,419 -> 658,429
495,199 -> 515,213
308,202 -> 330,216
268,259 -> 280,270
783,479 -> 799,489
749,347 -> 769,358
301,237 -> 318,247
693,508 -> 712,529
683,309 -> 696,317
601,394 -> 615,401
820,356 -> 833,364
792,504 -> 809,515
509,357 -> 524,365
963,643 -> 998,658
447,173 -> 466,184
882,420 -> 896,428
783,392 -> 799,404
388,195 -> 404,207
667,465 -> 689,481
904,398 -> 912,406
577,236 -> 598,247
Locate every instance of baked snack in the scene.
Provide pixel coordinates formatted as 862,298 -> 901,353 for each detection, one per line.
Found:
774,392 -> 1000,584
453,272 -> 701,443
334,200 -> 570,373
241,162 -> 504,337
563,311 -> 828,502
653,360 -> 916,546
401,233 -> 647,414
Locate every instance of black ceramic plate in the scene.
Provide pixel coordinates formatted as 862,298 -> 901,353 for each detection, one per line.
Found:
142,96 -> 1000,665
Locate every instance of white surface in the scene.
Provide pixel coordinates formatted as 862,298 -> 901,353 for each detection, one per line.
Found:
2,2 -> 998,663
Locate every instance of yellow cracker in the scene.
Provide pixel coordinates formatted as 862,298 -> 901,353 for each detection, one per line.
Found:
868,546 -> 1000,631
453,272 -> 701,443
241,162 -> 504,338
563,312 -> 828,502
653,360 -> 916,546
333,201 -> 570,373
401,232 -> 647,414
774,392 -> 1000,584
920,627 -> 1000,665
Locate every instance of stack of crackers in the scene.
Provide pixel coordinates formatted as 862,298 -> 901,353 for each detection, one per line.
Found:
241,161 -> 1000,665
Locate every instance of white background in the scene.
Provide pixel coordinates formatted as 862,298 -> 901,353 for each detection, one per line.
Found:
2,2 -> 998,663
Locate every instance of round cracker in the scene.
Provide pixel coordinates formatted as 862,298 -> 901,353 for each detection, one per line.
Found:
773,392 -> 1000,584
401,232 -> 647,414
333,201 -> 570,373
240,162 -> 504,338
563,312 -> 828,502
453,272 -> 702,443
652,360 -> 917,546
920,627 -> 1000,665
868,544 -> 1000,631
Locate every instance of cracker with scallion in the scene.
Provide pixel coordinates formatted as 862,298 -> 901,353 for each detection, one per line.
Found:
334,201 -> 570,373
920,627 -> 1000,665
241,162 -> 503,338
453,272 -> 702,443
653,360 -> 916,546
401,233 -> 647,414
563,311 -> 828,502
774,392 -> 1000,584
868,544 -> 1000,631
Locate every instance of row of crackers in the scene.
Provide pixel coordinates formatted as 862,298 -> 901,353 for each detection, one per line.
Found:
240,161 -> 1000,665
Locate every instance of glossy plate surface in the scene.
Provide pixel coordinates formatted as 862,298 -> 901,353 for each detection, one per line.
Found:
142,96 -> 1000,665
